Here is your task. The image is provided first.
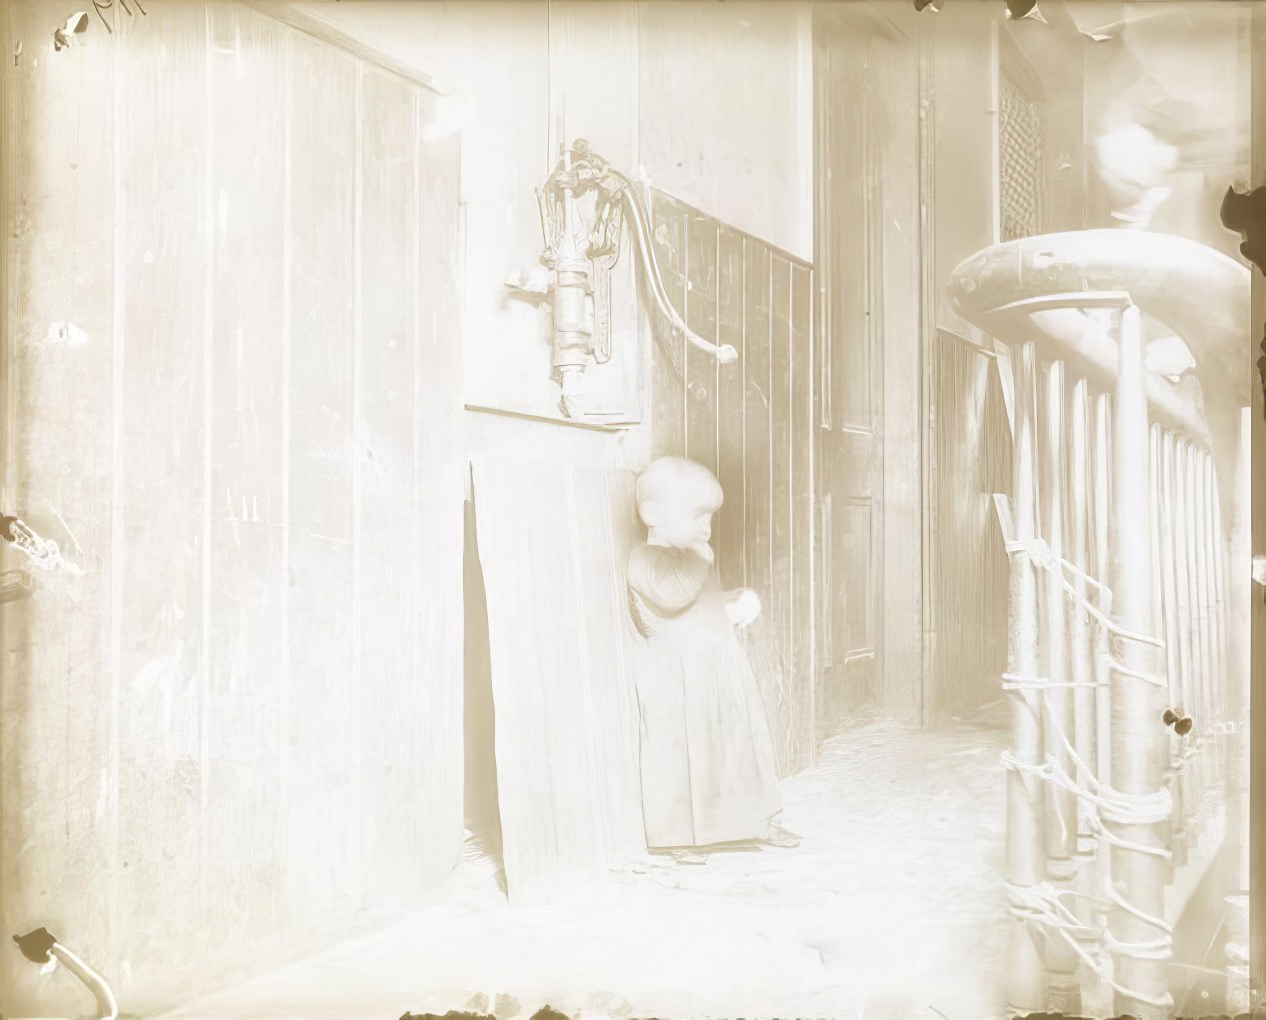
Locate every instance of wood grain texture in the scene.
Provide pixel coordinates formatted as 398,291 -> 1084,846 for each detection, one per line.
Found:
358,64 -> 423,903
642,202 -> 821,778
741,240 -> 777,753
113,6 -> 210,1004
0,5 -> 465,1015
471,455 -> 643,902
715,228 -> 746,591
205,0 -> 288,963
0,2 -> 118,1014
814,21 -> 881,738
684,212 -> 719,476
284,25 -> 360,928
790,265 -> 813,767
926,332 -> 1011,724
413,95 -> 466,888
770,259 -> 795,768
871,23 -> 923,722
1252,14 -> 1266,990
649,193 -> 686,459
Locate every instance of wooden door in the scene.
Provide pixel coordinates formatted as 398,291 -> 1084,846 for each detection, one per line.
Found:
815,13 -> 885,740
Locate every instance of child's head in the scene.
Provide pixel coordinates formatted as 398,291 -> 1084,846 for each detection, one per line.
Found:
634,457 -> 724,550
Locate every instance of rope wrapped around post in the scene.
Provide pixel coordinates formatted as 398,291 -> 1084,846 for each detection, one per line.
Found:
997,301 -> 1174,1012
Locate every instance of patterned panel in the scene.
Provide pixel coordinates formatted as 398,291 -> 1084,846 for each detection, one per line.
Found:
999,75 -> 1044,243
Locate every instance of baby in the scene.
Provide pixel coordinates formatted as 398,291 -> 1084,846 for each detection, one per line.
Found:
626,456 -> 794,854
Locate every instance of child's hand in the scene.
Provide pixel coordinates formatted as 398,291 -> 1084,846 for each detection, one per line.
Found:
725,588 -> 761,629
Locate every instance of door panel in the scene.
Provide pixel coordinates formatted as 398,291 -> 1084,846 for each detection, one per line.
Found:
816,16 -> 883,739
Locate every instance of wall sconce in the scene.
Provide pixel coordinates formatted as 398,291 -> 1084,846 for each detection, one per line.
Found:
508,138 -> 737,421
913,0 -> 942,11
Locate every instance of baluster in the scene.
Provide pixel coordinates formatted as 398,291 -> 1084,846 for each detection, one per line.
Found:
1040,360 -> 1078,1010
1182,442 -> 1205,799
1107,302 -> 1170,1020
1191,443 -> 1213,799
1172,439 -> 1198,832
1067,378 -> 1102,1008
1224,407 -> 1253,1014
1203,453 -> 1225,784
1158,430 -> 1187,867
1085,389 -> 1116,1018
1005,340 -> 1046,1013
1093,393 -> 1113,790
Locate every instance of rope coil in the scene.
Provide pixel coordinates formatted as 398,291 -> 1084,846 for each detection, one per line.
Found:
998,533 -> 1183,1014
1005,882 -> 1175,1012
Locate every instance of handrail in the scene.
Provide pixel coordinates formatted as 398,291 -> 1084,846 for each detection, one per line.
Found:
966,291 -> 1213,449
947,230 -> 1251,408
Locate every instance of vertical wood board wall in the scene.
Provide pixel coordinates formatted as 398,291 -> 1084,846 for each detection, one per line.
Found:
0,4 -> 464,1014
647,188 -> 815,776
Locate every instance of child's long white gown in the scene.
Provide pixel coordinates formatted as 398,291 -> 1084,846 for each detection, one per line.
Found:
627,543 -> 782,849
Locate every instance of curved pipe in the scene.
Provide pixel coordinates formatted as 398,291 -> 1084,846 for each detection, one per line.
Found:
12,929 -> 119,1020
610,175 -> 738,365
52,942 -> 120,1020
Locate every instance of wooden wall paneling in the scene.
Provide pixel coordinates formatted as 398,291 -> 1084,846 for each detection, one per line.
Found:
471,455 -> 565,898
0,2 -> 117,1013
0,6 -> 468,1013
933,335 -> 954,722
565,467 -> 646,865
472,456 -> 643,901
927,333 -> 1013,723
204,0 -> 288,953
357,64 -> 422,902
986,356 -> 1013,690
828,35 -> 871,443
872,24 -> 923,722
859,48 -> 886,717
649,192 -> 686,459
535,467 -> 599,879
770,255 -> 796,770
283,29 -> 359,926
413,95 -> 465,884
741,241 -> 777,766
790,264 -> 813,768
113,4 -> 211,1009
929,334 -> 949,723
684,212 -> 719,476
715,227 -> 746,591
